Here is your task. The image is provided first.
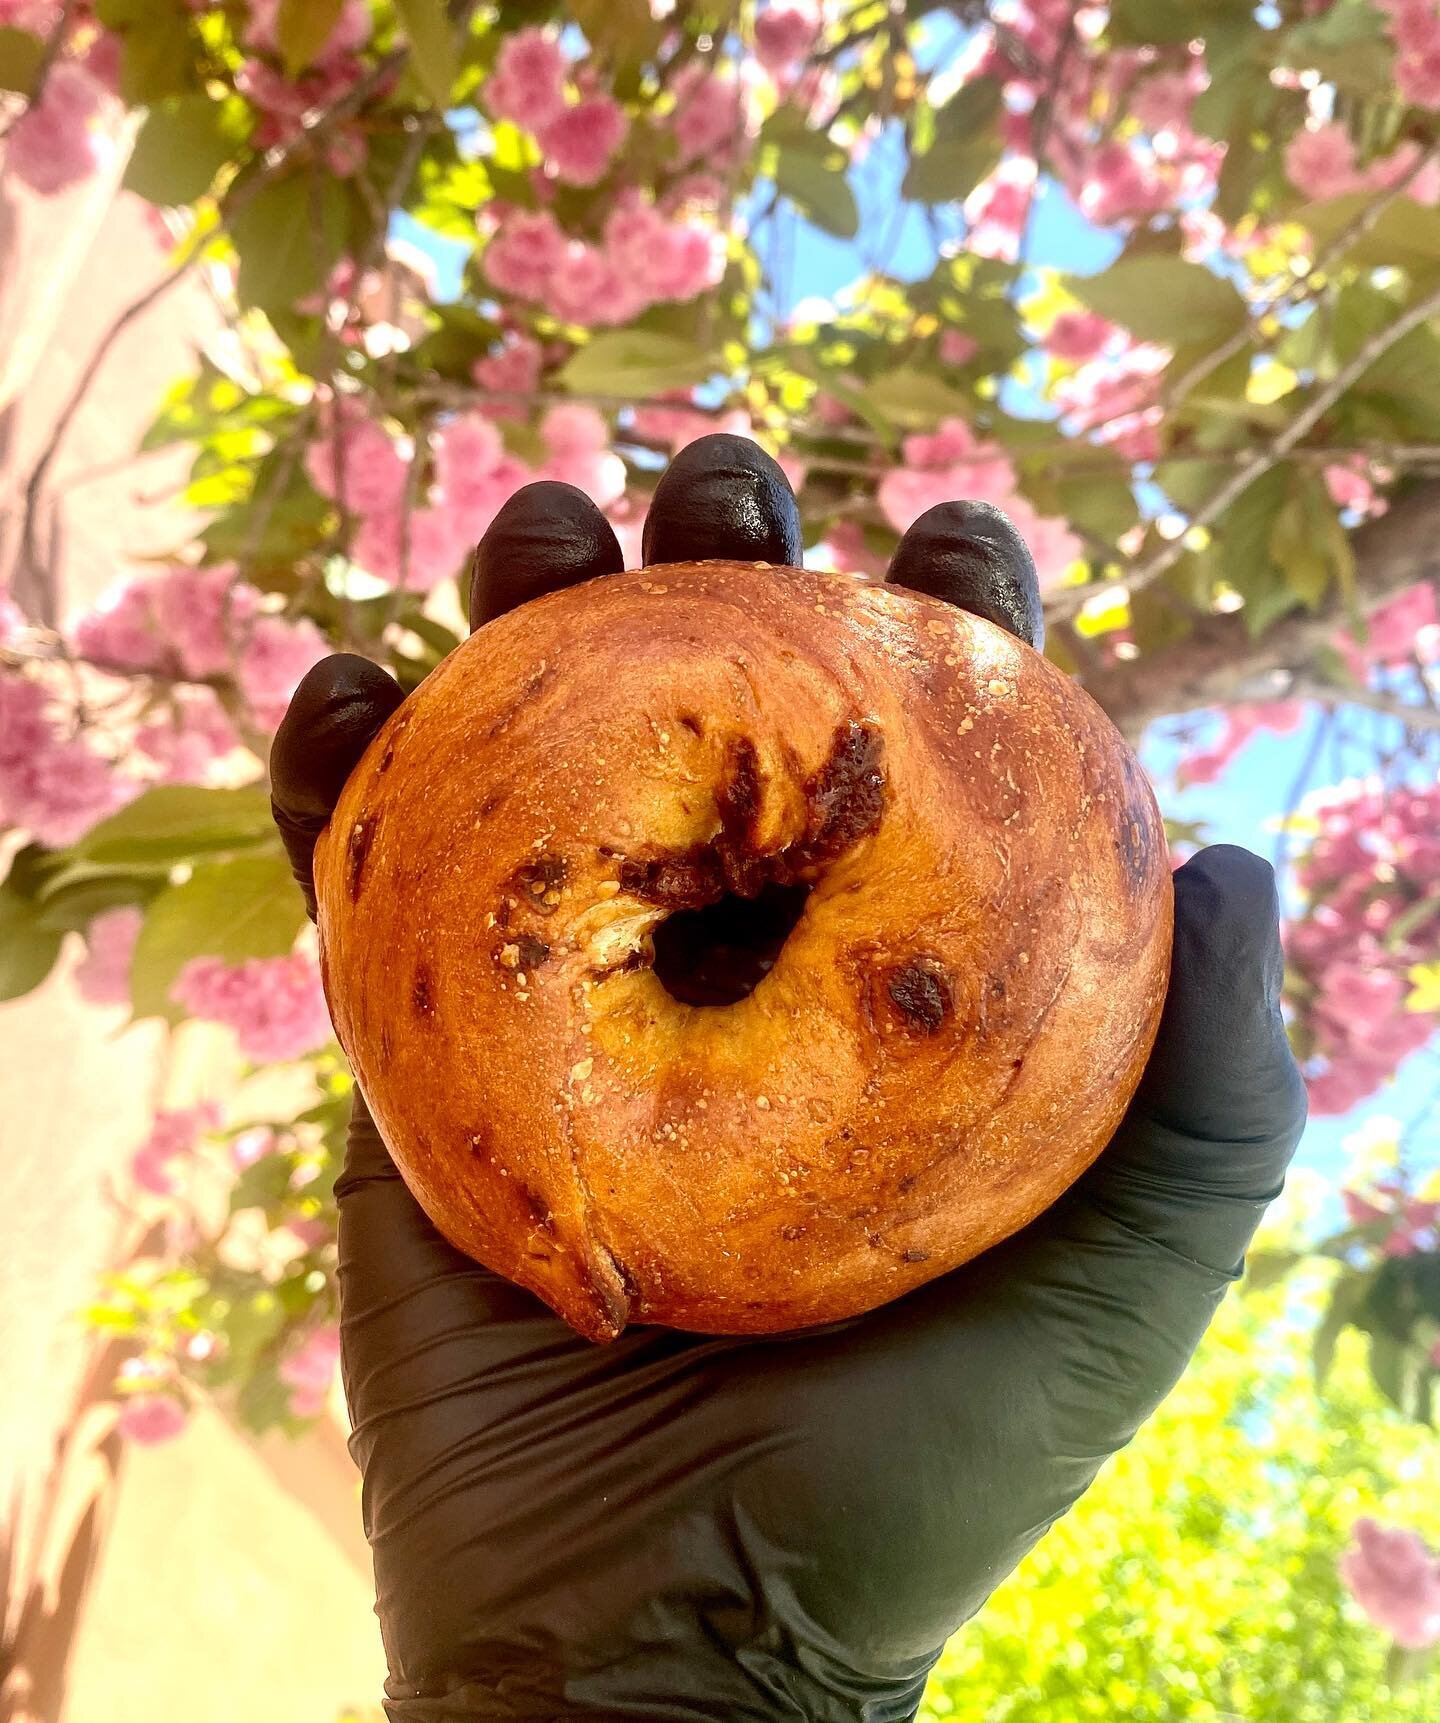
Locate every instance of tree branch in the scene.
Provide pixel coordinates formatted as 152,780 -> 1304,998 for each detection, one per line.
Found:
13,44 -> 410,621
1053,279 -> 1440,624
0,0 -> 75,145
1081,480 -> 1440,738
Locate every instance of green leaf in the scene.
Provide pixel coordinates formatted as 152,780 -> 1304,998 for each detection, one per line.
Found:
1386,1642 -> 1436,1689
0,26 -> 43,94
775,143 -> 859,239
1269,484 -> 1333,610
72,786 -> 276,869
861,366 -> 972,431
277,0 -> 343,75
1243,1250 -> 1304,1293
1106,0 -> 1234,43
902,79 -> 1003,205
560,330 -> 714,395
1313,1271 -> 1369,1389
124,95 -> 238,206
1068,257 -> 1247,347
1286,0 -> 1396,94
131,851 -> 306,1023
1367,1329 -> 1432,1424
1298,194 -> 1440,277
231,171 -> 348,318
394,0 -> 458,109
1052,475 -> 1138,546
0,872 -> 64,1002
566,0 -> 664,72
96,0 -> 194,104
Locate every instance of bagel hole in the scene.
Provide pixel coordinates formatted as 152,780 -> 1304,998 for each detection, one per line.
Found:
652,880 -> 811,1007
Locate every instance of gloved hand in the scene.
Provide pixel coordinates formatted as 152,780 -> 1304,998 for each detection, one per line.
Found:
270,436 -> 1306,1723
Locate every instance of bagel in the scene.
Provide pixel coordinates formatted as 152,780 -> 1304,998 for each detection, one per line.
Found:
314,559 -> 1172,1342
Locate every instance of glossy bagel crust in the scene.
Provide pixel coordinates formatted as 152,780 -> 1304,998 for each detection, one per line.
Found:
314,560 -> 1173,1342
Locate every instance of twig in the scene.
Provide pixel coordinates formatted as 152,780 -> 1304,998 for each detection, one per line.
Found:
1161,140 -> 1440,418
14,42 -> 411,615
0,0 -> 75,145
1286,677 -> 1440,733
1012,2 -> 1076,286
1054,279 -> 1440,622
1273,707 -> 1333,874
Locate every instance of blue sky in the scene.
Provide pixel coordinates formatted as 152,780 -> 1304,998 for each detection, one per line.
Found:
399,50 -> 1438,1193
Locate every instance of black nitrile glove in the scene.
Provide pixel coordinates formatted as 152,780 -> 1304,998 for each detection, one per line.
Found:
270,437 -> 1307,1723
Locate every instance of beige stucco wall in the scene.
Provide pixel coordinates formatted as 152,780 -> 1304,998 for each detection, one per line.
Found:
1,168 -> 386,1721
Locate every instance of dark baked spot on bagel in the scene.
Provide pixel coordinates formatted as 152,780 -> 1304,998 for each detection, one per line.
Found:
346,811 -> 377,901
412,963 -> 435,1018
1115,750 -> 1158,892
804,721 -> 887,861
780,1223 -> 807,1241
902,1248 -> 930,1263
513,852 -> 567,913
513,1182 -> 554,1230
679,712 -> 704,737
515,934 -> 550,969
716,736 -> 762,844
888,957 -> 954,1034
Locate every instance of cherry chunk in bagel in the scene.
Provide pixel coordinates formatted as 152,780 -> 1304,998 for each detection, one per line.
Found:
314,559 -> 1171,1342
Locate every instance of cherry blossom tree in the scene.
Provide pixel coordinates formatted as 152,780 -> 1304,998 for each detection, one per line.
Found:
0,0 -> 1437,1546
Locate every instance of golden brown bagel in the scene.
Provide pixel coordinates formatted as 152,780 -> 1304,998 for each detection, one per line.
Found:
314,560 -> 1172,1342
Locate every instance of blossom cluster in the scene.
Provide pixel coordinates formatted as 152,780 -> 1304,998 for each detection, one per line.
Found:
0,1 -> 121,196
305,397 -> 626,589
483,198 -> 724,329
1285,771 -> 1440,1115
876,417 -> 1083,588
0,671 -> 133,846
1340,1179 -> 1439,1261
1340,1518 -> 1440,1651
73,562 -> 329,729
236,0 -> 371,173
170,951 -> 333,1064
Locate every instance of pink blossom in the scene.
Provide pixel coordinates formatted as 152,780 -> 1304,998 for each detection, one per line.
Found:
543,242 -> 646,326
1076,140 -> 1167,226
631,396 -> 751,451
245,0 -> 370,63
1129,68 -> 1200,134
483,209 -> 568,299
158,567 -> 260,681
1325,463 -> 1383,518
7,61 -> 109,197
473,334 -> 543,397
485,27 -> 567,129
230,1126 -> 278,1169
236,614 -> 329,730
671,68 -> 744,168
304,412 -> 409,516
171,952 -> 333,1063
880,418 -> 1023,535
540,404 -> 625,508
1342,1189 -> 1389,1227
0,3 -> 60,29
538,95 -> 628,187
1005,494 -> 1083,589
432,415 -> 533,537
135,686 -> 241,784
755,2 -> 822,74
647,220 -> 724,301
118,1394 -> 188,1445
0,590 -> 24,647
1286,122 -> 1363,200
279,1323 -> 341,1416
1343,582 -> 1440,669
939,330 -> 979,366
1340,1519 -> 1440,1649
0,673 -> 132,847
72,579 -> 166,674
74,906 -> 142,1007
1386,1 -> 1440,108
1044,310 -> 1113,363
964,159 -> 1035,261
352,504 -> 475,592
130,1103 -> 222,1197
777,451 -> 807,495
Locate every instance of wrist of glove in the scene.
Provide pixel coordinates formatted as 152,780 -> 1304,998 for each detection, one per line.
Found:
272,439 -> 1306,1722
